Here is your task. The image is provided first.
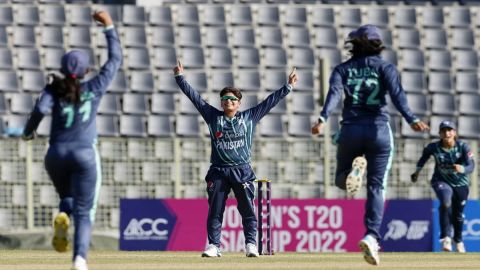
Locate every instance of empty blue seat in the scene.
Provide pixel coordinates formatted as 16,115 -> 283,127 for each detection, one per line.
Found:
175,115 -> 200,137
419,7 -> 444,28
255,5 -> 279,26
231,27 -> 255,48
406,93 -> 429,116
67,5 -> 92,26
364,7 -> 389,28
180,47 -> 205,69
10,93 -> 34,114
151,26 -> 175,47
122,27 -> 148,48
452,50 -> 478,71
200,5 -> 225,26
313,27 -> 337,48
455,71 -> 479,94
148,6 -> 172,26
207,47 -> 232,69
122,93 -> 149,115
291,93 -> 315,114
459,94 -> 480,116
236,69 -> 261,92
107,70 -> 128,93
157,71 -> 179,92
240,94 -> 258,110
12,26 -> 36,47
262,69 -> 286,92
287,115 -> 313,137
282,6 -> 307,26
289,48 -> 315,69
16,48 -> 41,70
129,71 -> 155,93
21,70 -> 45,92
210,71 -> 234,92
226,5 -> 252,26
234,47 -> 260,69
422,28 -> 447,50
400,49 -> 424,71
67,27 -> 91,48
259,115 -> 284,137
445,7 -> 471,28
458,116 -> 480,139
126,48 -> 151,70
0,70 -> 19,92
41,5 -> 66,26
395,28 -> 421,49
449,29 -> 474,50
14,5 -> 39,26
257,27 -> 283,48
401,71 -> 425,93
310,6 -> 334,27
177,26 -> 202,47
0,48 -> 13,70
294,69 -> 314,93
120,115 -> 147,138
428,71 -> 453,93
431,93 -> 456,116
40,26 -> 64,48
153,46 -> 177,70
338,8 -> 361,27
262,47 -> 287,69
0,6 -> 13,26
148,115 -> 173,137
174,5 -> 199,26
392,7 -> 417,28
98,94 -> 120,115
426,50 -> 451,71
183,71 -> 208,92
204,27 -> 228,48
151,93 -> 175,115
122,5 -> 146,26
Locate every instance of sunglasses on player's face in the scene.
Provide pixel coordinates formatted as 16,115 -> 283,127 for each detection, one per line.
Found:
220,95 -> 239,101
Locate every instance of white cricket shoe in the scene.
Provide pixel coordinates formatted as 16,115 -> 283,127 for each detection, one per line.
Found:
358,235 -> 380,266
71,255 -> 88,270
441,237 -> 452,252
245,243 -> 259,257
455,241 -> 466,253
201,244 -> 222,257
52,212 -> 71,253
346,156 -> 367,197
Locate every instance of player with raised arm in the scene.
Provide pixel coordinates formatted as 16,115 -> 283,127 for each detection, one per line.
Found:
173,61 -> 297,258
411,120 -> 473,253
22,11 -> 122,270
311,25 -> 429,265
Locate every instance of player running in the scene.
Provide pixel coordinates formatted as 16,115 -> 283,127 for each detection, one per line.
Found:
173,61 -> 297,257
311,24 -> 429,265
411,120 -> 473,253
22,11 -> 122,270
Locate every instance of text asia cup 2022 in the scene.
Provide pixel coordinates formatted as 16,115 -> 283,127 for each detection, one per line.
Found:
119,199 -> 479,252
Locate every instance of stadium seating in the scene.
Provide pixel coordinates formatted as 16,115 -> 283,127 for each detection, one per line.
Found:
0,0 -> 479,231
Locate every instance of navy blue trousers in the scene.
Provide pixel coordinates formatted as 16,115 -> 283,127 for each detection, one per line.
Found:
335,123 -> 393,241
44,142 -> 101,260
205,164 -> 257,247
432,181 -> 469,243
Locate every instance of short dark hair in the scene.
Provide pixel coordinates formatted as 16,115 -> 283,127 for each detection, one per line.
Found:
346,35 -> 385,57
219,87 -> 242,100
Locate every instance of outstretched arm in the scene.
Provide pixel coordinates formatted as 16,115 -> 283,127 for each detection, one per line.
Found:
246,67 -> 297,123
173,60 -> 217,120
89,11 -> 123,96
384,64 -> 429,132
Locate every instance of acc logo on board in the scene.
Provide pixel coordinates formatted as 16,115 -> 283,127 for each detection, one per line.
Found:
123,218 -> 169,240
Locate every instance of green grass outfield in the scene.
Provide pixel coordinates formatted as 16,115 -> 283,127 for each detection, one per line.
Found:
0,251 -> 478,270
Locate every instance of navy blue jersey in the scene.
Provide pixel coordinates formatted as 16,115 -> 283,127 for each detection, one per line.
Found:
175,75 -> 291,166
24,28 -> 122,144
416,140 -> 474,187
320,55 -> 418,125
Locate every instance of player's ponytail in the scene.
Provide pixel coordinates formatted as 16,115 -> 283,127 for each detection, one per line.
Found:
347,35 -> 385,57
47,73 -> 81,105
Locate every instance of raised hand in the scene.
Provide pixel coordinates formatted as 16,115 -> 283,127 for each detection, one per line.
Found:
288,67 -> 298,87
92,11 -> 113,27
173,60 -> 184,75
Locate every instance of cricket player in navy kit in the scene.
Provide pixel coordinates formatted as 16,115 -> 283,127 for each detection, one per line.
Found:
173,61 -> 297,257
411,120 -> 473,253
311,25 -> 429,265
22,11 -> 122,270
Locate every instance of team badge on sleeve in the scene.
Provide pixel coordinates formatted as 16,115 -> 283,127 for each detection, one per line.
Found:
467,151 -> 473,159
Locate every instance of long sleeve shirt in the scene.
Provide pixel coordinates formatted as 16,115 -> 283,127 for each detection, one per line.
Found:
175,75 -> 291,166
23,27 -> 122,145
319,55 -> 419,125
416,140 -> 474,187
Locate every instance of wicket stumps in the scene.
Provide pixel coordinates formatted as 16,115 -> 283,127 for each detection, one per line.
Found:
255,179 -> 273,255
